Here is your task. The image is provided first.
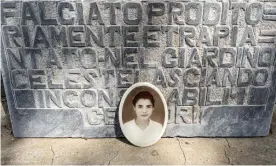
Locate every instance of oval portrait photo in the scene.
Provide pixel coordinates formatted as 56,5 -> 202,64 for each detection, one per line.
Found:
119,82 -> 168,147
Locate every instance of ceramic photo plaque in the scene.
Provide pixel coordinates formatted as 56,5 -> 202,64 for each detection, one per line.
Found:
119,82 -> 168,147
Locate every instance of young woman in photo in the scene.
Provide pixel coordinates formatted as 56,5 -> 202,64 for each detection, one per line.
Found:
123,91 -> 163,146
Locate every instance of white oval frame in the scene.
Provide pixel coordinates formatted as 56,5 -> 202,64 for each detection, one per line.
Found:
119,82 -> 168,147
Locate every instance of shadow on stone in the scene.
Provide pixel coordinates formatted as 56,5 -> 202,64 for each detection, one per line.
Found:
114,107 -> 134,146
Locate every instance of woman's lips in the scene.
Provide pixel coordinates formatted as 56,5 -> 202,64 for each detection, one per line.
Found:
141,114 -> 148,117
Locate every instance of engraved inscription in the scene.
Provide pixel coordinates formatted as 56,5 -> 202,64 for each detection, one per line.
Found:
1,0 -> 276,137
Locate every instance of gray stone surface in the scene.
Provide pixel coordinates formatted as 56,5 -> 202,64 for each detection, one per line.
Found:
1,107 -> 276,165
1,0 -> 276,137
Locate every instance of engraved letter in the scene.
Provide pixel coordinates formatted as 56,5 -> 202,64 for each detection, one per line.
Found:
148,3 -> 165,25
143,26 -> 161,47
245,3 -> 262,25
168,2 -> 184,25
123,3 -> 142,25
185,2 -> 202,25
58,2 -> 75,25
203,2 -> 221,25
105,3 -> 121,25
21,2 -> 40,25
79,48 -> 97,69
87,2 -> 104,25
162,48 -> 178,68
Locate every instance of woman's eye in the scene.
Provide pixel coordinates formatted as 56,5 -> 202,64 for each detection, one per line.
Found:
147,105 -> 152,108
138,105 -> 142,108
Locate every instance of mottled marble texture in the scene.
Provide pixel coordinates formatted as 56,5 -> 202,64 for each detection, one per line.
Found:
1,0 -> 276,137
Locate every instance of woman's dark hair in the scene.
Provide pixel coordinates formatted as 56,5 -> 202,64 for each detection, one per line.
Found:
132,91 -> 155,107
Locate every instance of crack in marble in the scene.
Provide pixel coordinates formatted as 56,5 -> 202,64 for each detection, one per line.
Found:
107,148 -> 121,165
51,146 -> 55,165
224,138 -> 231,164
177,138 -> 186,166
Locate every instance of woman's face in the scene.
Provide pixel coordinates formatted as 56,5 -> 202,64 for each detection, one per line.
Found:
134,98 -> 154,121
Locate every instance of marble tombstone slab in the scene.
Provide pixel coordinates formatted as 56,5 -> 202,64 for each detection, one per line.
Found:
1,0 -> 276,137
